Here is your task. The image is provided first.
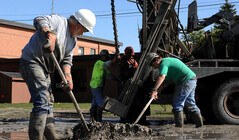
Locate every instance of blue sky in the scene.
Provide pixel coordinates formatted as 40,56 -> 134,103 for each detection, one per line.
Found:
0,0 -> 238,53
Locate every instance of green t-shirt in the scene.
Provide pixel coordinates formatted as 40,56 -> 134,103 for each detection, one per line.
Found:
90,60 -> 110,88
159,57 -> 196,84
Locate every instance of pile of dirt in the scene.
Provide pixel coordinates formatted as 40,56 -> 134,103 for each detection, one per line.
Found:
72,121 -> 157,140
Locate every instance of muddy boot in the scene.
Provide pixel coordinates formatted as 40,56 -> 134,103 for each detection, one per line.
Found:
44,113 -> 73,140
100,96 -> 110,109
29,112 -> 47,140
192,112 -> 203,128
90,106 -> 97,122
174,111 -> 184,128
96,106 -> 102,122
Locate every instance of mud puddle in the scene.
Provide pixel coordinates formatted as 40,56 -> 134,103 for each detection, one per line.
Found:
1,119 -> 239,140
72,120 -> 239,140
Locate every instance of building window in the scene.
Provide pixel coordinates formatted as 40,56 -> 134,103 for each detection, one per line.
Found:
79,47 -> 84,55
90,49 -> 95,55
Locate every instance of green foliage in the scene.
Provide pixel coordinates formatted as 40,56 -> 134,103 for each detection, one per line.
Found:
219,0 -> 237,15
211,27 -> 223,44
213,1 -> 237,44
183,1 -> 237,47
182,30 -> 206,45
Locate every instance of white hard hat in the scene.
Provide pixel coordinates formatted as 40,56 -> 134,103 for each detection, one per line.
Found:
73,9 -> 96,34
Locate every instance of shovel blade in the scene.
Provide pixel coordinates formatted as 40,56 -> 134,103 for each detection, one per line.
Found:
104,98 -> 129,117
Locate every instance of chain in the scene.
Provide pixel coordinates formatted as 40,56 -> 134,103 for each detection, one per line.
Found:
111,0 -> 119,55
111,0 -> 122,93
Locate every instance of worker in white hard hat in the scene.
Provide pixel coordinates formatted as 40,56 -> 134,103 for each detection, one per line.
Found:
20,9 -> 96,140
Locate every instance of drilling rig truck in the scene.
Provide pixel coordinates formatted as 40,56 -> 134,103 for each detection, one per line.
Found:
104,0 -> 239,125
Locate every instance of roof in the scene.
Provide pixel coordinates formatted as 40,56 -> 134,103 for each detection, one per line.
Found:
0,18 -> 123,46
0,18 -> 35,30
78,35 -> 123,46
0,58 -> 19,63
0,71 -> 22,79
73,52 -> 141,60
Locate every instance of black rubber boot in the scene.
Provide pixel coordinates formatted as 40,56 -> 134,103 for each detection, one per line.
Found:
96,106 -> 103,122
90,106 -> 97,122
44,113 -> 73,140
174,111 -> 184,128
192,112 -> 203,128
100,96 -> 110,109
29,112 -> 47,140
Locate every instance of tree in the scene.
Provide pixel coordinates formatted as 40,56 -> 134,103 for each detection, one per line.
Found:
219,0 -> 237,15
211,0 -> 238,58
213,0 -> 237,44
182,0 -> 237,57
182,30 -> 206,45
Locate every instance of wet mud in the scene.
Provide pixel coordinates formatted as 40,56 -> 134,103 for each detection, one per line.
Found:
72,120 -> 239,140
73,121 -> 156,140
0,116 -> 239,139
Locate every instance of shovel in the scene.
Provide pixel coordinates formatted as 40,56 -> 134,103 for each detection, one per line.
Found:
50,52 -> 90,132
133,96 -> 154,124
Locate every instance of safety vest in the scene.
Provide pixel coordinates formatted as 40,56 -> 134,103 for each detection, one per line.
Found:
90,60 -> 110,89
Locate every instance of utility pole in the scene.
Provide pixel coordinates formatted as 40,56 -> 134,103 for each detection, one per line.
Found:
51,0 -> 54,15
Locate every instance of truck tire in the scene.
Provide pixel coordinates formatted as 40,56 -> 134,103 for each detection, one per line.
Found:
212,78 -> 239,124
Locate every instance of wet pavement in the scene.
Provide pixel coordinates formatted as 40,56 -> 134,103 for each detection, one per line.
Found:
0,118 -> 239,140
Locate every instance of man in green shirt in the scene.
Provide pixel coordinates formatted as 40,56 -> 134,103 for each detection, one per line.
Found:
149,53 -> 203,128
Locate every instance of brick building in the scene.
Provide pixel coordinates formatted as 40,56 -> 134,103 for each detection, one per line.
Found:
0,18 -> 122,103
0,19 -> 120,58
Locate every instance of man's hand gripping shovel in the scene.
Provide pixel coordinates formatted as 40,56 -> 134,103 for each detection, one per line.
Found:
50,52 -> 90,132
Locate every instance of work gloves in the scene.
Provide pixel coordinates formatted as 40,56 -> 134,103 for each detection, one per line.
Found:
43,30 -> 57,53
62,73 -> 73,92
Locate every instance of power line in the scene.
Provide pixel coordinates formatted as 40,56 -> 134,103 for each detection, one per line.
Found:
178,4 -> 239,13
176,1 -> 239,10
2,1 -> 239,22
96,12 -> 139,17
1,1 -> 238,17
177,0 -> 238,7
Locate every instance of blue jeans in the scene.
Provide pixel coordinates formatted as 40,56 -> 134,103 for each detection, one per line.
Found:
91,87 -> 104,108
20,59 -> 54,114
172,79 -> 200,113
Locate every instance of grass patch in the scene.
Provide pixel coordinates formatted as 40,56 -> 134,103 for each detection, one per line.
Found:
0,103 -> 33,109
150,104 -> 173,116
53,103 -> 91,109
0,103 -> 173,117
0,103 -> 91,109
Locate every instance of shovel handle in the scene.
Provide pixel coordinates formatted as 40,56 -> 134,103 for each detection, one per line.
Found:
50,52 -> 90,132
133,96 -> 154,124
